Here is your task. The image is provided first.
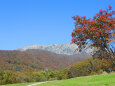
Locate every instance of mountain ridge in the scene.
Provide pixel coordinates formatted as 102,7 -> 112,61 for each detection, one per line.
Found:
17,43 -> 96,56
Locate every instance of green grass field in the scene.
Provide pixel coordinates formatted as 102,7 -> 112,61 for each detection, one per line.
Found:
38,73 -> 115,86
1,82 -> 34,86
3,73 -> 115,86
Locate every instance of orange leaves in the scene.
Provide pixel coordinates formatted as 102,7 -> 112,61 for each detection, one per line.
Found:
108,5 -> 112,10
72,32 -> 75,37
106,37 -> 115,43
72,38 -> 78,42
110,39 -> 115,42
108,13 -> 112,16
96,13 -> 100,16
111,33 -> 115,37
112,11 -> 115,15
85,34 -> 87,37
99,9 -> 103,13
72,5 -> 115,57
90,27 -> 96,31
94,32 -> 99,38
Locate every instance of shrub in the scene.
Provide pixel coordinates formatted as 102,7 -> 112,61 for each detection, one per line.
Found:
69,57 -> 113,77
0,71 -> 20,85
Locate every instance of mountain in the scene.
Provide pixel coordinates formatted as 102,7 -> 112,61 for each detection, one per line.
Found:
17,43 -> 96,56
0,43 -> 95,72
0,49 -> 85,72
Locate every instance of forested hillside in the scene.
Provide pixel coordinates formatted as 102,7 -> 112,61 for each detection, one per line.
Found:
0,49 -> 85,72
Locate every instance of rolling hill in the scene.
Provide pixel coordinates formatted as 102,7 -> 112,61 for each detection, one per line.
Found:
0,49 -> 85,72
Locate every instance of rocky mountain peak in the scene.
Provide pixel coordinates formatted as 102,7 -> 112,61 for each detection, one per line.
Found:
17,43 -> 96,56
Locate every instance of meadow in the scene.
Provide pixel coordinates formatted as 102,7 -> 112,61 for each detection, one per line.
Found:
3,73 -> 115,86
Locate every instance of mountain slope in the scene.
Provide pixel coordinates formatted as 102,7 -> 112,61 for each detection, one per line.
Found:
0,49 -> 86,72
0,43 -> 95,72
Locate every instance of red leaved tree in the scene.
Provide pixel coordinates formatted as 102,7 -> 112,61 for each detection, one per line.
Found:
72,5 -> 115,59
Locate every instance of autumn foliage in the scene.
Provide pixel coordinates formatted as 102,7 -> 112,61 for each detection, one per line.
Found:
72,5 -> 115,58
69,57 -> 115,77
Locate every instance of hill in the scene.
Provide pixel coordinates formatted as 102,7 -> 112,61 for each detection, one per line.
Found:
0,49 -> 85,72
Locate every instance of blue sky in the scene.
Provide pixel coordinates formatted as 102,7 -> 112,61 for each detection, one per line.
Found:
0,0 -> 115,50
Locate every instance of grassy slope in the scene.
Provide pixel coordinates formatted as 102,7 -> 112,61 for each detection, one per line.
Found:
39,73 -> 115,86
4,73 -> 115,86
1,82 -> 34,86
